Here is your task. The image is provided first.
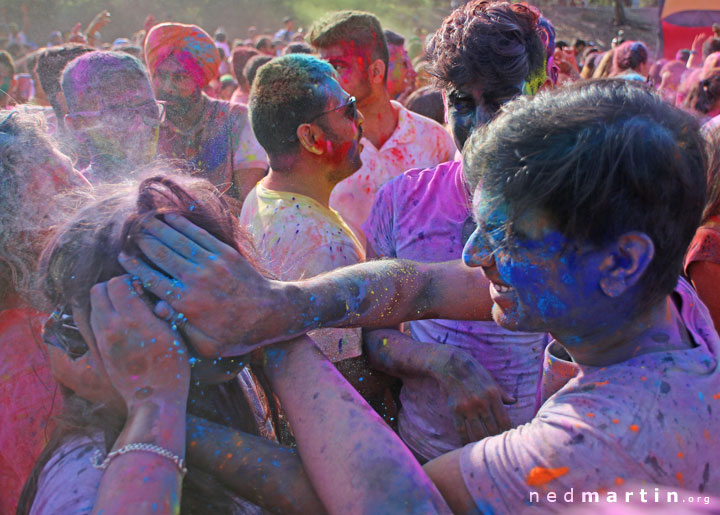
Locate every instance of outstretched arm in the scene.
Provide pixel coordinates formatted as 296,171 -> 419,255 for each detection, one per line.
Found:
120,214 -> 493,357
185,416 -> 326,514
261,336 -> 451,513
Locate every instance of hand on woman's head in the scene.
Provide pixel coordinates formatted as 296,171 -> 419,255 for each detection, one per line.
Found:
89,274 -> 191,411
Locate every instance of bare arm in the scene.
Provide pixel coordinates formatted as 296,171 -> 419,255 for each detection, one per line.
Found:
261,335 -> 451,513
119,214 -> 493,357
424,449 -> 479,514
185,416 -> 326,514
88,276 -> 190,515
687,33 -> 709,69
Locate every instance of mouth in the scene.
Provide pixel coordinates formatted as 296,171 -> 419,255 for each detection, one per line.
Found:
487,277 -> 514,299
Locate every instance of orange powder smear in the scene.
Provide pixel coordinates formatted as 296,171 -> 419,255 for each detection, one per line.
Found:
615,477 -> 624,485
526,466 -> 570,486
713,393 -> 720,400
612,418 -> 619,424
676,472 -> 684,485
629,424 -> 639,432
594,380 -> 609,387
705,429 -> 711,442
586,413 -> 595,418
677,452 -> 684,459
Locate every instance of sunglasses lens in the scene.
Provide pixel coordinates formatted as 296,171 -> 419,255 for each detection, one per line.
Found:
346,100 -> 357,120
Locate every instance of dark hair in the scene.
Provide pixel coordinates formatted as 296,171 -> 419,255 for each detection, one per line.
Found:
555,40 -> 569,50
36,44 -> 93,117
676,48 -> 691,63
383,29 -> 405,47
243,54 -> 273,88
703,37 -> 720,59
464,80 -> 707,312
249,54 -> 335,158
255,36 -> 272,51
282,41 -> 314,55
307,11 -> 389,74
231,45 -> 260,84
0,49 -> 15,76
573,38 -> 586,50
405,86 -> 445,125
613,40 -> 648,72
20,173 -> 272,514
426,1 -> 546,96
62,51 -> 150,113
684,71 -> 720,115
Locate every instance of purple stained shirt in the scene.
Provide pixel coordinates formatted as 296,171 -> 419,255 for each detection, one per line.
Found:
362,160 -> 549,460
460,278 -> 720,512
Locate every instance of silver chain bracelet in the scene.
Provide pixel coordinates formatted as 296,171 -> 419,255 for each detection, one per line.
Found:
91,443 -> 187,476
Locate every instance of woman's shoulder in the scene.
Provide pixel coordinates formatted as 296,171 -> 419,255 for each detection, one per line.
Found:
30,433 -> 105,515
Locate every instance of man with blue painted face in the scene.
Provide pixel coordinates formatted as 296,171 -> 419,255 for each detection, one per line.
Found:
124,77 -> 720,513
360,0 -> 551,462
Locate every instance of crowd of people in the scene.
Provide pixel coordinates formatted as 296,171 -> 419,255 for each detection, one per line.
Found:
1,1 -> 720,513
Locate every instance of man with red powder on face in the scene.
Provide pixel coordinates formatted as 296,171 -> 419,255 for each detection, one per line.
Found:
239,54 -> 394,415
384,29 -> 417,102
307,11 -> 455,235
144,23 -> 268,208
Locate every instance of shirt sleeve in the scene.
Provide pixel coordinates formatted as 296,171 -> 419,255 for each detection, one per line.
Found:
684,222 -> 720,274
30,436 -> 104,515
436,126 -> 457,164
362,178 -> 397,258
459,397 -> 655,512
232,108 -> 269,170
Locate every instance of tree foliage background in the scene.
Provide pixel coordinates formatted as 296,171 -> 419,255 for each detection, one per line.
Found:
0,0 -> 446,45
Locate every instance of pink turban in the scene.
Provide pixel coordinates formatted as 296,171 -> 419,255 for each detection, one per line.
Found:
145,22 -> 220,87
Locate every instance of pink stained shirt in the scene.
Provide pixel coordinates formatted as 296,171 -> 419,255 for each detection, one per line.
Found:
329,100 -> 456,232
0,308 -> 62,515
460,278 -> 720,512
685,215 -> 720,275
240,183 -> 365,362
362,160 -> 548,460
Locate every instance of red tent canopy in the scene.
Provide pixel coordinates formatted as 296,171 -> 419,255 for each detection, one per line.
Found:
661,0 -> 720,60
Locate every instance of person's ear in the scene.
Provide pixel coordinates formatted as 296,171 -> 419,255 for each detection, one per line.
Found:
369,58 -> 386,86
297,123 -> 325,155
598,232 -> 654,298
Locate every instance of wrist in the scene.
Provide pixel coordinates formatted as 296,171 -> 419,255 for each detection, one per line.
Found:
123,400 -> 187,455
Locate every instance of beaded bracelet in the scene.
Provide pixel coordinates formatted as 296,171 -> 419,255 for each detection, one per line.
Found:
91,443 -> 187,476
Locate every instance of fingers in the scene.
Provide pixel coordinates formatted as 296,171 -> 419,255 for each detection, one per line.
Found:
90,281 -> 115,317
135,231 -> 197,279
452,413 -> 471,445
153,214 -> 231,256
477,403 -> 500,437
464,416 -> 489,444
141,216 -> 213,262
119,253 -> 183,303
153,300 -> 221,358
490,395 -> 512,433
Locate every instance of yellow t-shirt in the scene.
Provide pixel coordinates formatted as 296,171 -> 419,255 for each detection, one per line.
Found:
240,183 -> 365,362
